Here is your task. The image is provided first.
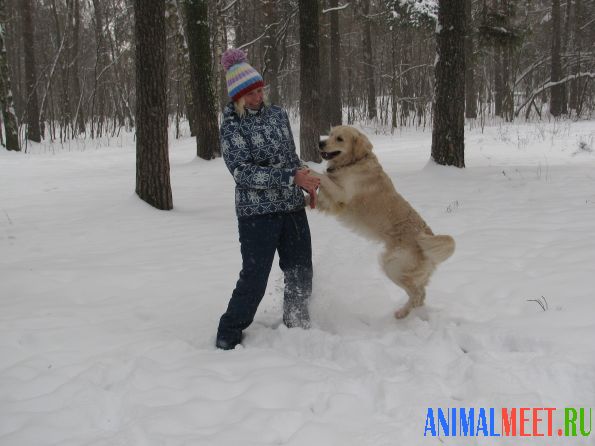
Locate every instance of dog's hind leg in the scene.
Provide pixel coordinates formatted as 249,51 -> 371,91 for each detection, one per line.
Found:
381,247 -> 429,319
394,284 -> 426,319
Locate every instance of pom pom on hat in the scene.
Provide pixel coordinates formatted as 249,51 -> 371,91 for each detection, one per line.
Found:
221,48 -> 264,102
221,48 -> 247,71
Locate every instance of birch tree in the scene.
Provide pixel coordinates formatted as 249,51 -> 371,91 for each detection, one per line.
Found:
0,0 -> 18,150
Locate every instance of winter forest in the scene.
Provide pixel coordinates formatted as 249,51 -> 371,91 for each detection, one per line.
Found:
2,0 -> 594,154
2,1 -> 595,445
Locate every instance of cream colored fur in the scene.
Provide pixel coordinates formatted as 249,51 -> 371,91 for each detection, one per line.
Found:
312,126 -> 455,318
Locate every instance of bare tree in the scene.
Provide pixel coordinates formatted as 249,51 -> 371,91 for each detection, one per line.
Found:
464,0 -> 477,118
431,0 -> 465,168
328,0 -> 342,127
50,0 -> 72,141
134,0 -> 173,210
0,0 -> 18,150
90,0 -> 109,138
263,0 -> 280,105
298,0 -> 321,162
0,0 -> 592,146
213,0 -> 230,110
183,0 -> 220,159
550,0 -> 563,117
361,0 -> 376,120
166,0 -> 197,135
319,4 -> 332,133
70,0 -> 85,136
569,0 -> 582,113
21,0 -> 41,142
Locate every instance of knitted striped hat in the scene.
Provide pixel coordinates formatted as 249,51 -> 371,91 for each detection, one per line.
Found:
221,48 -> 264,102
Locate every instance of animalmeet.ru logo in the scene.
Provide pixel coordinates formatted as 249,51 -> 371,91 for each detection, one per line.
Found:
424,407 -> 592,438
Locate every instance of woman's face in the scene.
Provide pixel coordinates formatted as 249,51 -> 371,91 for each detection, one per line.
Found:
243,87 -> 264,109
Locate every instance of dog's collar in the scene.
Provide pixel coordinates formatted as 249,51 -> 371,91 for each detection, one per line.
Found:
326,153 -> 370,173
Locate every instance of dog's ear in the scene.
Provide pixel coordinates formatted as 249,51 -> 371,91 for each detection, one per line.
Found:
352,130 -> 373,161
360,132 -> 373,152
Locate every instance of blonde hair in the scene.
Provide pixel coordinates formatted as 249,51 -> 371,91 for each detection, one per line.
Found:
234,96 -> 247,117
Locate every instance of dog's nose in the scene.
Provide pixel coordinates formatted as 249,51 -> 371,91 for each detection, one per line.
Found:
319,140 -> 326,149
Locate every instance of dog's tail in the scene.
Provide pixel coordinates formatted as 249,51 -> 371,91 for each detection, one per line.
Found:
417,234 -> 455,265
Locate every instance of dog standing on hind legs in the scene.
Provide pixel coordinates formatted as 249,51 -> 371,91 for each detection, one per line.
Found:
310,126 -> 455,319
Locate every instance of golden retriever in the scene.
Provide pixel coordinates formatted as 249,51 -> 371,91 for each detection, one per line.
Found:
311,126 -> 455,319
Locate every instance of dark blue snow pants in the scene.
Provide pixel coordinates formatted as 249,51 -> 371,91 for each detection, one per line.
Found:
217,209 -> 313,346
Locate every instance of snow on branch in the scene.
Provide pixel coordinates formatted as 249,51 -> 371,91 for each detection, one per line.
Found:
514,57 -> 551,88
515,72 -> 595,117
322,3 -> 350,14
238,22 -> 279,51
219,0 -> 238,14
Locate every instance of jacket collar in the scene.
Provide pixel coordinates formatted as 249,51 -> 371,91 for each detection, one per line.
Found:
223,102 -> 266,119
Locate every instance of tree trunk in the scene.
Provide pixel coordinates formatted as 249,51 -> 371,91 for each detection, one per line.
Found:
431,0 -> 465,168
319,5 -> 331,133
549,0 -> 563,117
464,0 -> 477,118
105,23 -> 134,129
569,0 -> 582,112
501,0 -> 514,121
560,0 -> 571,114
329,0 -> 342,127
21,0 -> 41,142
502,45 -> 513,121
0,0 -> 19,151
361,0 -> 376,120
70,0 -> 85,136
233,1 -> 245,47
390,25 -> 397,129
134,0 -> 173,210
494,47 -> 503,117
167,0 -> 197,135
263,0 -> 280,105
183,0 -> 221,159
399,28 -> 413,126
213,0 -> 229,110
91,0 -> 109,138
298,0 -> 321,162
51,0 -> 71,140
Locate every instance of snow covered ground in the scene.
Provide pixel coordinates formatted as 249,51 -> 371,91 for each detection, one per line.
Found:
1,119 -> 594,445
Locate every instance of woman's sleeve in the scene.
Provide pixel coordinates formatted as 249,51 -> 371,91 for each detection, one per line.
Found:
283,110 -> 307,168
221,117 -> 296,189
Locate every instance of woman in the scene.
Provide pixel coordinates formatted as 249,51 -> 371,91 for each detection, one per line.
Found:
216,48 -> 320,350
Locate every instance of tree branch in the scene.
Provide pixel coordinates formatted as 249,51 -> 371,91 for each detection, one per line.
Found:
515,72 -> 595,117
322,3 -> 350,14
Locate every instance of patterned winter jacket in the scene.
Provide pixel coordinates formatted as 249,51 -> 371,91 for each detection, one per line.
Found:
221,102 -> 305,218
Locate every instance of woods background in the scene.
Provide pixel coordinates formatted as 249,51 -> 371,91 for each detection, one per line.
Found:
1,0 -> 594,150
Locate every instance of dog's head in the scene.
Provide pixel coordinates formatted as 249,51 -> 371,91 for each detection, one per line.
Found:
319,126 -> 373,169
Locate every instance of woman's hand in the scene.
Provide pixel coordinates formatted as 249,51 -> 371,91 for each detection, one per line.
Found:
294,168 -> 320,190
294,168 -> 320,209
